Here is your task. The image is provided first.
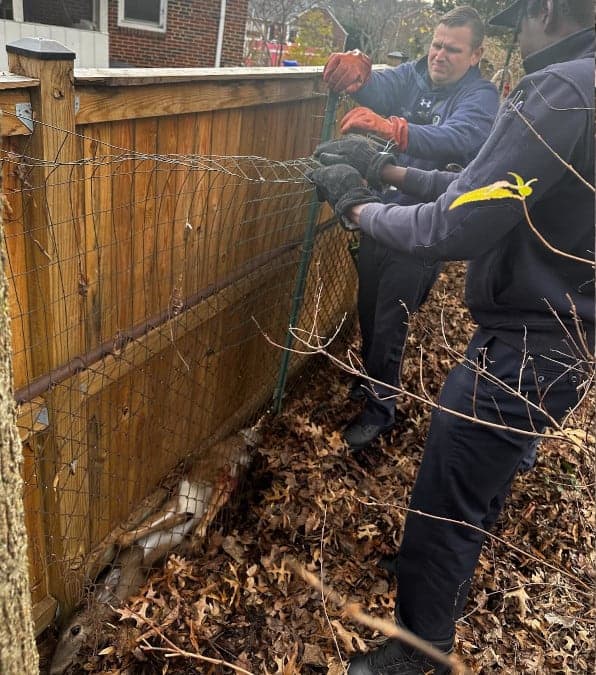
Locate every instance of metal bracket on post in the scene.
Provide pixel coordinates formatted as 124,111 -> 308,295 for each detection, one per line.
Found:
15,102 -> 34,132
74,95 -> 80,115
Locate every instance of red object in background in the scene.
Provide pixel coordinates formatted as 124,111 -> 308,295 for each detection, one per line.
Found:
244,39 -> 323,66
245,40 -> 289,66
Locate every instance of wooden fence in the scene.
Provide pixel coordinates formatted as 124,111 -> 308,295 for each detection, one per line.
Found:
0,40 -> 356,633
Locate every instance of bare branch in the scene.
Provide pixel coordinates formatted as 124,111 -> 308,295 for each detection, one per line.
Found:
508,100 -> 595,194
522,201 -> 594,267
354,497 -> 592,592
133,609 -> 255,674
286,557 -> 469,674
319,504 -> 346,670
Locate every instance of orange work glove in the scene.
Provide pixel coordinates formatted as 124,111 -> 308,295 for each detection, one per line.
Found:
340,106 -> 409,150
323,50 -> 372,94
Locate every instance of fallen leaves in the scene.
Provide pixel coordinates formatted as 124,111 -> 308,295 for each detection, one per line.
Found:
54,262 -> 594,675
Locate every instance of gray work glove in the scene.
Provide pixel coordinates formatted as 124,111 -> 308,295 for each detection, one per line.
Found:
306,163 -> 381,231
313,135 -> 398,191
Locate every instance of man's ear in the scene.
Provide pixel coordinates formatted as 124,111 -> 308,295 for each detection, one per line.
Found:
470,45 -> 483,67
543,0 -> 560,33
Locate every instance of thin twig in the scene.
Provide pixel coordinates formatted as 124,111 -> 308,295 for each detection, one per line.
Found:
127,607 -> 254,674
354,497 -> 592,591
261,316 -> 588,450
286,557 -> 469,675
319,504 -> 346,671
140,639 -> 254,674
509,100 -> 595,194
522,201 -> 594,267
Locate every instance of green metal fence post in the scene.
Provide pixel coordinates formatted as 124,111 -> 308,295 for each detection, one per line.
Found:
273,91 -> 339,414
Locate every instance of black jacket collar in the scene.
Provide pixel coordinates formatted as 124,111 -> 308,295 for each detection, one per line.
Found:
523,27 -> 595,74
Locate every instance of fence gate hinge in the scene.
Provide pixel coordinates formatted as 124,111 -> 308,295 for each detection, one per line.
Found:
15,102 -> 33,132
74,95 -> 80,115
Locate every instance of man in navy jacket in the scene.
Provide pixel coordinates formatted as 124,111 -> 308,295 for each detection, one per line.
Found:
310,0 -> 594,672
322,7 -> 499,452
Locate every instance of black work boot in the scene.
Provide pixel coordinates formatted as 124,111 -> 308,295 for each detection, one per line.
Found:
343,418 -> 394,451
348,637 -> 453,675
349,377 -> 367,402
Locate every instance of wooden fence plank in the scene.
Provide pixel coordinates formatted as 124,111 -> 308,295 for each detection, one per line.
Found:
182,111 -> 213,300
0,74 -> 39,89
108,120 -> 135,334
44,377 -> 89,606
81,125 -> 105,349
76,78 -> 322,125
2,136 -> 33,389
32,596 -> 58,636
130,117 -> 158,326
75,66 -> 322,86
0,89 -> 35,135
153,116 -> 179,314
22,440 -> 48,606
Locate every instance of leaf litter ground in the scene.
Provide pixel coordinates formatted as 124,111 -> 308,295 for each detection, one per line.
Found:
44,263 -> 594,674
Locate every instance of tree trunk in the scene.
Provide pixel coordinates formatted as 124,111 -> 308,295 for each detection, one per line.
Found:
0,180 -> 39,671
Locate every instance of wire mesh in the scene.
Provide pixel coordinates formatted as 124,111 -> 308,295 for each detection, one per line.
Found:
0,100 -> 357,643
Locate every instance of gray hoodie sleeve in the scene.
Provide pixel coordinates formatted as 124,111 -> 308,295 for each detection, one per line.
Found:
401,168 -> 460,202
358,69 -> 590,262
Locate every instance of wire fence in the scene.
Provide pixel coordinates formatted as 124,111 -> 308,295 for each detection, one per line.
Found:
0,90 -> 358,639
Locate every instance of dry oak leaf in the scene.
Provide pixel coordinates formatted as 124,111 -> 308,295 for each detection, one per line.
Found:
303,642 -> 327,666
222,534 -> 246,563
356,523 -> 381,540
544,612 -> 576,628
326,431 -> 347,452
330,619 -> 367,652
116,594 -> 156,629
503,586 -> 530,621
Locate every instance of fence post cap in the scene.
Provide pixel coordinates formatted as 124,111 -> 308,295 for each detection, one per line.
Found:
6,37 -> 76,60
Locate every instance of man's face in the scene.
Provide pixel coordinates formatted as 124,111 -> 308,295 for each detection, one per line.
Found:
427,24 -> 482,86
518,5 -> 549,59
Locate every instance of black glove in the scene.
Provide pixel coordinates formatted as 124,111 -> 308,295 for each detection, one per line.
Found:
313,135 -> 397,191
307,164 -> 381,231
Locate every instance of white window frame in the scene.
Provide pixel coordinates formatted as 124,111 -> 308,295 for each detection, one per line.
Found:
118,0 -> 168,33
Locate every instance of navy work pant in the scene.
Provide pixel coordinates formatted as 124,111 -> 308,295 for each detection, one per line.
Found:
358,233 -> 442,426
396,330 -> 584,642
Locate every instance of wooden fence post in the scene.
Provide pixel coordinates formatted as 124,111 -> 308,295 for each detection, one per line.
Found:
6,38 -> 88,615
6,37 -> 79,374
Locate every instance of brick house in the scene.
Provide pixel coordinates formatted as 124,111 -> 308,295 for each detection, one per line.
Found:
0,1 -> 249,69
109,0 -> 249,67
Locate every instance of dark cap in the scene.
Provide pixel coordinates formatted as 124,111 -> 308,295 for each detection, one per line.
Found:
489,0 -> 526,28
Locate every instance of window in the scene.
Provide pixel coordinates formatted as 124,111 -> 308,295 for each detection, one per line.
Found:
118,0 -> 167,32
0,0 -> 14,21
